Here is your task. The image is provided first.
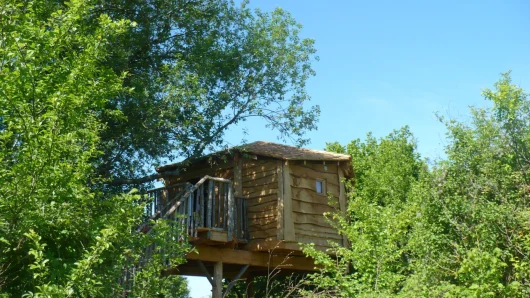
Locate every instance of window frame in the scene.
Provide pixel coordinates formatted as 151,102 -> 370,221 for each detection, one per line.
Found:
315,178 -> 327,196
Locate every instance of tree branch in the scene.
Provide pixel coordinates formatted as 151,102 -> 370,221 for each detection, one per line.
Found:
190,94 -> 256,155
107,170 -> 181,186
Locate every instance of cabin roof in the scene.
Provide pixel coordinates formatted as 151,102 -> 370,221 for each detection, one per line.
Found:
237,141 -> 351,161
156,141 -> 351,172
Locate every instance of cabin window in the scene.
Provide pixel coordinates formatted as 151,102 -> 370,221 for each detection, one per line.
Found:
316,179 -> 326,195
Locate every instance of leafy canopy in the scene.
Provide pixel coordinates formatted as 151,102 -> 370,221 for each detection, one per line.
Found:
86,0 -> 320,182
303,73 -> 530,297
0,0 -> 319,296
0,1 -> 189,296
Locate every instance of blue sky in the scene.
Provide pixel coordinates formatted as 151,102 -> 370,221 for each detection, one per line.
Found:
189,0 -> 530,296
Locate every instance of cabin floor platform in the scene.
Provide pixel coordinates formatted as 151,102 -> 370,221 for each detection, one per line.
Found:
167,261 -> 311,280
163,244 -> 317,277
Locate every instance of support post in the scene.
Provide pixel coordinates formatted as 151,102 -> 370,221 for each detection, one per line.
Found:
282,162 -> 295,241
212,261 -> 223,298
276,161 -> 284,239
337,167 -> 348,248
233,153 -> 243,197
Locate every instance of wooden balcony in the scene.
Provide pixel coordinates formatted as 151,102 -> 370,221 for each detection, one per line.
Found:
142,176 -> 249,244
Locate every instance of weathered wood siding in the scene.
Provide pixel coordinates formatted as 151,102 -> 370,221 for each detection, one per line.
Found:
166,160 -> 234,185
242,158 -> 279,242
289,161 -> 342,248
161,156 -> 348,252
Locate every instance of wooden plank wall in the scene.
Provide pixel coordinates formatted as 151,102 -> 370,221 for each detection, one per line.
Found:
165,160 -> 234,186
161,156 -> 349,252
241,158 -> 279,242
289,161 -> 342,248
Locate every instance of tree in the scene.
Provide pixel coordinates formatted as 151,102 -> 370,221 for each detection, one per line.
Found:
1,0 -> 318,295
301,74 -> 530,297
82,0 -> 320,184
402,73 -> 530,296
302,128 -> 425,297
0,1 -> 189,296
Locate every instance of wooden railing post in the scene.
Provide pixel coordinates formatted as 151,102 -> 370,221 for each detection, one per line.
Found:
207,180 -> 214,228
194,186 -> 200,238
217,182 -> 221,228
241,200 -> 246,240
200,184 -> 205,227
188,184 -> 193,237
182,187 -> 187,235
235,198 -> 240,239
224,183 -> 228,229
227,184 -> 234,241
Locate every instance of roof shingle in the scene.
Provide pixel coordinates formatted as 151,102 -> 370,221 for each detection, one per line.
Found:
237,141 -> 350,161
156,141 -> 350,172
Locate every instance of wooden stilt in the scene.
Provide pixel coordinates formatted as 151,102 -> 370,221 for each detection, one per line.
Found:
197,260 -> 213,286
212,261 -> 223,298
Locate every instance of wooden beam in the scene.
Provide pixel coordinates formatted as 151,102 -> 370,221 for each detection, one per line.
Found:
223,265 -> 249,297
244,238 -> 284,252
167,262 -> 254,279
276,160 -> 285,240
337,167 -> 348,248
197,260 -> 214,286
213,261 -> 223,298
186,245 -> 317,272
245,238 -> 333,254
283,163 -> 295,241
233,153 -> 243,197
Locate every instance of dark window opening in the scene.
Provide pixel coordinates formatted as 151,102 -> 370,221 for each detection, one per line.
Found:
316,179 -> 325,194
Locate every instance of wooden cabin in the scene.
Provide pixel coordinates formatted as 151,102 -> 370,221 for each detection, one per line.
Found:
139,141 -> 352,297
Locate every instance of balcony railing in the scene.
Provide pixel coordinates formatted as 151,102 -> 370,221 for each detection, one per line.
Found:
142,176 -> 248,241
120,176 -> 249,294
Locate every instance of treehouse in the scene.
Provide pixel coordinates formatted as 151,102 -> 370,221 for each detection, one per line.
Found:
132,141 -> 352,297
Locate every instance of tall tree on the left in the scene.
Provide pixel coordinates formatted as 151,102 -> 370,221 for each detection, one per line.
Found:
0,1 -> 189,296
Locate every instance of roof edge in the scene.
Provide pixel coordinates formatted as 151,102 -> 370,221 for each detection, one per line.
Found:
156,141 -> 351,173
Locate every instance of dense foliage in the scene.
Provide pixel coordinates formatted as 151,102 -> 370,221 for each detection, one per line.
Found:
303,73 -> 530,297
224,273 -> 309,298
0,0 -> 318,296
3,0 -> 528,297
0,0 -> 183,296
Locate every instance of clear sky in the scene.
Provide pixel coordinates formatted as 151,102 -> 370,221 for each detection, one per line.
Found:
188,0 -> 530,296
